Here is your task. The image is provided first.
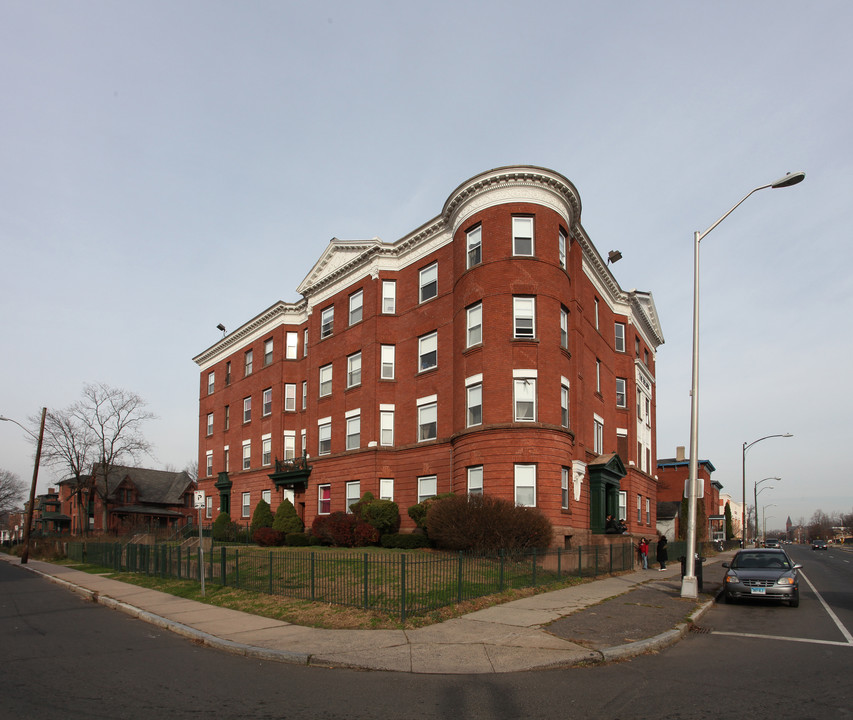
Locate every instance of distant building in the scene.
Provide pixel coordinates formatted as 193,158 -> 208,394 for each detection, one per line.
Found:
657,446 -> 723,541
719,492 -> 744,539
193,166 -> 665,546
32,487 -> 70,534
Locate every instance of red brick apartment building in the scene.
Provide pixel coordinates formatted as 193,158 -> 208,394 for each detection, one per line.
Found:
193,166 -> 665,546
657,447 -> 724,541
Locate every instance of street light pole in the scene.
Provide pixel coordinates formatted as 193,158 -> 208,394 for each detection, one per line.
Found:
763,504 -> 777,540
0,409 -> 47,564
742,435 -> 792,547
682,171 -> 805,599
754,476 -> 780,546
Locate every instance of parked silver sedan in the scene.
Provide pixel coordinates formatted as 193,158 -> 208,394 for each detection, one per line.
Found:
722,549 -> 802,607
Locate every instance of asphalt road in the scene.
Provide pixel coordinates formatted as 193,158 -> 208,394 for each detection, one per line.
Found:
1,551 -> 851,720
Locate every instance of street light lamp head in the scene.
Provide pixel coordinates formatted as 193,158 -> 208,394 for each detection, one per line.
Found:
607,250 -> 623,264
770,172 -> 806,189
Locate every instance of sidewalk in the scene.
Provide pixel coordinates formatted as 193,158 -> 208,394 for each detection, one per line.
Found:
1,551 -> 733,674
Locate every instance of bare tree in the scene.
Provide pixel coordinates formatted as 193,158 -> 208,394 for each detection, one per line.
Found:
0,468 -> 26,514
183,460 -> 198,482
71,383 -> 155,531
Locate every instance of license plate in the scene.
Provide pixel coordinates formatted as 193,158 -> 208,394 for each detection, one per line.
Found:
751,587 -> 766,595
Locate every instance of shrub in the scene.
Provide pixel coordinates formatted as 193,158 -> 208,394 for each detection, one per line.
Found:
426,494 -> 553,553
285,532 -> 311,547
212,512 -> 235,541
381,532 -> 431,549
250,499 -> 274,535
253,527 -> 284,547
311,512 -> 381,547
351,492 -> 400,535
272,498 -> 304,534
407,493 -> 454,531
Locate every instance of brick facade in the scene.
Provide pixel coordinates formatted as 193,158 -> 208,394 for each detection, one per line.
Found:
194,166 -> 665,546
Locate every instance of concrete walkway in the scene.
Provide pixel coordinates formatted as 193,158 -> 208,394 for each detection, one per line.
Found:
1,551 -> 732,674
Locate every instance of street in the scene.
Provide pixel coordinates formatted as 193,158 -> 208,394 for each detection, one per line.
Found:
1,551 -> 850,720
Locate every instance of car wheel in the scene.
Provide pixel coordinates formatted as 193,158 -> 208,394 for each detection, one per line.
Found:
789,591 -> 799,608
724,591 -> 734,604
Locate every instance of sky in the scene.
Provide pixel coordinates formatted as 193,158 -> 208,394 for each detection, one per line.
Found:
1,1 -> 850,533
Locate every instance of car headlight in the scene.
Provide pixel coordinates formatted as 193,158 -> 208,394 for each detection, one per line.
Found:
776,577 -> 795,585
725,575 -> 740,583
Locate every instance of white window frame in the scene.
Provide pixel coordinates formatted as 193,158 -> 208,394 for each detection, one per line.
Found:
320,305 -> 334,339
244,349 -> 253,376
382,280 -> 396,314
262,489 -> 271,505
513,373 -> 536,422
558,228 -> 567,269
467,225 -> 482,268
345,410 -> 360,451
206,413 -> 213,436
347,351 -> 362,388
514,464 -> 536,507
561,380 -> 570,428
419,262 -> 438,303
318,419 -> 331,456
205,495 -> 212,519
264,338 -> 273,366
264,387 -> 274,415
380,344 -> 395,380
467,466 -> 483,496
615,322 -> 626,353
418,331 -> 438,372
512,216 -> 534,256
207,371 -> 215,395
560,306 -> 568,349
466,379 -> 482,427
380,405 -> 394,446
637,493 -> 642,523
286,331 -> 298,359
594,414 -> 604,454
596,358 -> 601,394
561,467 -> 569,509
345,481 -> 361,513
417,396 -> 437,442
467,303 -> 482,347
319,364 -> 333,397
302,380 -> 308,410
242,440 -> 251,470
318,484 -> 331,515
379,478 -> 394,501
349,289 -> 363,326
243,396 -> 251,423
616,378 -> 627,408
303,328 -> 309,356
242,492 -> 251,518
594,298 -> 600,331
417,475 -> 437,504
262,434 -> 272,466
646,497 -> 651,525
283,431 -> 296,460
618,491 -> 627,522
513,297 -> 535,339
205,450 -> 213,477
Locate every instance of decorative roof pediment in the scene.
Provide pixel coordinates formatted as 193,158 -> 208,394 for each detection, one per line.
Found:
297,237 -> 385,296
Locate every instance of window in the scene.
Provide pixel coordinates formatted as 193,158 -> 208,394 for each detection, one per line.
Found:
419,263 -> 438,302
467,225 -> 482,268
635,337 -> 641,357
206,413 -> 213,436
379,478 -> 394,501
242,440 -> 251,470
645,397 -> 651,426
561,381 -> 570,428
618,491 -> 627,522
319,364 -> 333,397
318,420 -> 331,455
262,435 -> 272,466
513,297 -> 535,339
225,362 -> 231,385
223,446 -> 229,471
514,464 -> 536,507
594,414 -> 604,454
560,306 -> 568,349
264,387 -> 274,415
286,332 -> 298,359
321,306 -> 334,338
380,344 -> 395,380
302,381 -> 307,410
301,429 -> 306,454
418,475 -> 437,503
595,359 -> 601,394
346,481 -> 360,513
644,349 -> 649,366
637,494 -> 642,523
616,378 -> 627,408
646,497 -> 651,525
318,484 -> 331,515
242,492 -> 250,518
466,381 -> 482,427
467,303 -> 482,347
205,495 -> 212,519
345,411 -> 360,450
262,489 -> 271,505
512,216 -> 534,256
347,352 -> 362,388
349,290 -> 363,326
514,376 -> 536,421
382,280 -> 396,314
594,298 -> 600,331
303,328 -> 309,356
380,406 -> 394,446
615,323 -> 625,353
561,467 -> 569,509
418,397 -> 437,441
418,332 -> 437,371
207,372 -> 215,395
205,450 -> 213,477
283,431 -> 295,460
244,349 -> 253,376
467,466 -> 483,496
558,229 -> 567,269
243,396 -> 252,423
264,339 -> 273,366
224,405 -> 230,430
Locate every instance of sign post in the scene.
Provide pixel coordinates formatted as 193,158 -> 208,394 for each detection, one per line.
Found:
193,490 -> 206,596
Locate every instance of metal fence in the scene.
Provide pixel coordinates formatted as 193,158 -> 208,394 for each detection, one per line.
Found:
67,541 -> 635,621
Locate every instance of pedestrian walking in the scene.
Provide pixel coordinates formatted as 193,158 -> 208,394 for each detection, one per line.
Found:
638,537 -> 649,569
656,534 -> 668,571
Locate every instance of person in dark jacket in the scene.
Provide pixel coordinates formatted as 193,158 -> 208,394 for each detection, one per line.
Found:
656,534 -> 668,571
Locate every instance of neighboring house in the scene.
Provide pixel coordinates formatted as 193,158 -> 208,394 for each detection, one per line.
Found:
58,465 -> 196,535
193,165 -> 665,546
32,487 -> 71,534
657,447 -> 722,540
719,492 -> 744,539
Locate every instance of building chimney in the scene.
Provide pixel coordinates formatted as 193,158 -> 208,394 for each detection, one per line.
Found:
676,446 -> 686,462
